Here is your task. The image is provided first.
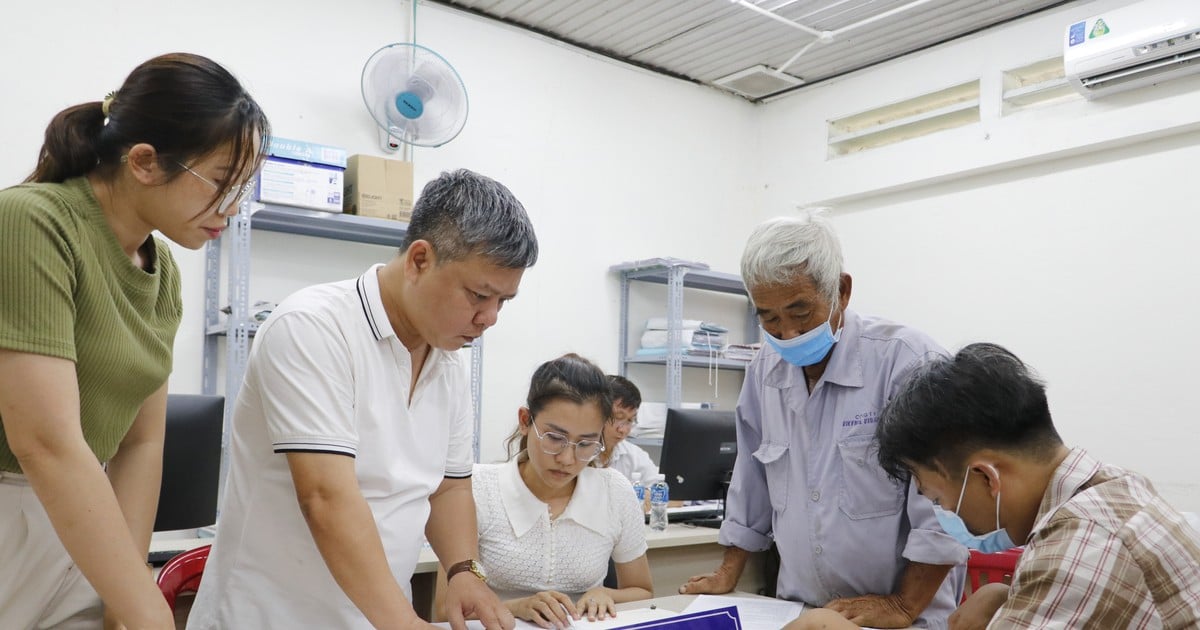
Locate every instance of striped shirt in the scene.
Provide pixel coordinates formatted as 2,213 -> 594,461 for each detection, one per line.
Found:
990,447 -> 1200,628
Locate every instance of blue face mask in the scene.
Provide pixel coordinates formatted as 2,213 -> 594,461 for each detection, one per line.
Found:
932,467 -> 1018,554
763,303 -> 842,367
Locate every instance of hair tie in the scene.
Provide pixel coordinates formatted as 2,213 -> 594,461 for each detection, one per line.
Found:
101,91 -> 117,125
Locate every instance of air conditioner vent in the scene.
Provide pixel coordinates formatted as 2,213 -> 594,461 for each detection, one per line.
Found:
714,65 -> 804,99
1064,0 -> 1200,98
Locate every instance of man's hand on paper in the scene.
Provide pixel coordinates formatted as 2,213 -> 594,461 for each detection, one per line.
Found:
678,565 -> 738,595
824,593 -> 915,628
679,546 -> 747,595
445,571 -> 515,630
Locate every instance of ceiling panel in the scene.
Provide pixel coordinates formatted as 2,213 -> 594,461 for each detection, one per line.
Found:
428,0 -> 1071,101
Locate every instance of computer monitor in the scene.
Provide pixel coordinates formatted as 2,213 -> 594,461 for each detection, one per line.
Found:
657,408 -> 737,526
154,394 -> 224,532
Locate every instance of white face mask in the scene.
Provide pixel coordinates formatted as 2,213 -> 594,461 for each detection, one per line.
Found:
762,301 -> 841,367
932,465 -> 1018,554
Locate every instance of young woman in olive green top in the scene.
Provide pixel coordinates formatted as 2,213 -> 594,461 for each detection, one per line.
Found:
0,53 -> 269,629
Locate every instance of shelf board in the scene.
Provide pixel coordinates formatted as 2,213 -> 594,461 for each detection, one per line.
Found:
206,322 -> 260,337
624,355 -> 749,371
610,258 -> 747,295
249,203 -> 408,247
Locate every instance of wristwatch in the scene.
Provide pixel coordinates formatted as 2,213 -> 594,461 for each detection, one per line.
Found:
446,559 -> 487,583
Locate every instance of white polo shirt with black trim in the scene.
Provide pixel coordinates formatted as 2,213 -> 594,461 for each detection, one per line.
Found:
189,264 -> 474,630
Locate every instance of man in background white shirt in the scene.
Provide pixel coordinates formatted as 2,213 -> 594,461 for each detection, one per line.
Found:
598,375 -> 658,485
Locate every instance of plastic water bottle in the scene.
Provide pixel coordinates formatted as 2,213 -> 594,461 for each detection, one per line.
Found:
631,472 -> 645,504
649,475 -> 669,531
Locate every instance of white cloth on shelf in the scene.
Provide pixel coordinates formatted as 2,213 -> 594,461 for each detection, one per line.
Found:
630,402 -> 668,439
639,329 -> 696,349
645,317 -> 704,331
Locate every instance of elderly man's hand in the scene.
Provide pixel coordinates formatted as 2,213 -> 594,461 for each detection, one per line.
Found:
678,566 -> 738,595
825,593 -> 916,628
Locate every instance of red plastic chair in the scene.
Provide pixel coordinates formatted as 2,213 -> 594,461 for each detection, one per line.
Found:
156,544 -> 211,611
963,548 -> 1022,603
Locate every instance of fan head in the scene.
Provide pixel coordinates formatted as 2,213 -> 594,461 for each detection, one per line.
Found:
362,43 -> 469,148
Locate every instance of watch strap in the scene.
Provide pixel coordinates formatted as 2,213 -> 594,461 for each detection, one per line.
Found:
446,559 -> 485,582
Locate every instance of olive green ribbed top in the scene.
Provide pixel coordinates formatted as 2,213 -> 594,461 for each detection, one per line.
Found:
0,177 -> 181,472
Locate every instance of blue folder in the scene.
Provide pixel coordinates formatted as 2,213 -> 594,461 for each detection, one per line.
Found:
611,604 -> 742,630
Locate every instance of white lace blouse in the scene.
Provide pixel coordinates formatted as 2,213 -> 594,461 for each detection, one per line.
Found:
473,461 -> 648,601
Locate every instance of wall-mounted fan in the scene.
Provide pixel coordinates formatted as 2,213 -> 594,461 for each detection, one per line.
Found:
361,42 -> 469,152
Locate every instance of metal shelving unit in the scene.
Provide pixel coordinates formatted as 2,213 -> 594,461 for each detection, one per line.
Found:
203,201 -> 487,484
610,257 -> 758,410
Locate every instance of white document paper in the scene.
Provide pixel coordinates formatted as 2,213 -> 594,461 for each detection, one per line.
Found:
434,608 -> 675,629
681,594 -> 806,629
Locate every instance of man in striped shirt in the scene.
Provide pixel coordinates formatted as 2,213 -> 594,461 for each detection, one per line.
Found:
869,342 -> 1200,629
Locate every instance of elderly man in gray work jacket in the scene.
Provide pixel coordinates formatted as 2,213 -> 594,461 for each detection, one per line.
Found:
680,212 -> 967,629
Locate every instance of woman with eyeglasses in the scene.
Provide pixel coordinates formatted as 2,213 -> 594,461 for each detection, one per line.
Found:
0,53 -> 268,629
452,354 -> 653,629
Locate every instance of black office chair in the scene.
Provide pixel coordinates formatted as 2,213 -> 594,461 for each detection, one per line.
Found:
604,558 -> 618,589
153,394 -> 224,532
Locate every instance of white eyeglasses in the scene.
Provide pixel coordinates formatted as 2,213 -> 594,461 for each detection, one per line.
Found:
177,162 -> 254,217
530,421 -> 605,462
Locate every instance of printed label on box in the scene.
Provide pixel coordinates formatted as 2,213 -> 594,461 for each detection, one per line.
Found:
257,158 -> 344,213
265,136 -> 348,168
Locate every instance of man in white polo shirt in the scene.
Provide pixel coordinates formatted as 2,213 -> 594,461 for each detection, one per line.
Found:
189,169 -> 537,630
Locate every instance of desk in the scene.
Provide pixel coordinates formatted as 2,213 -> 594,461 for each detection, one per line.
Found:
425,524 -> 761,598
156,523 -> 764,623
415,524 -> 764,620
617,594 -> 920,630
643,524 -> 764,596
150,535 -> 213,556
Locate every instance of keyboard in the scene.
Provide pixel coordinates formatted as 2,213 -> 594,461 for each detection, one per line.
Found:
148,549 -> 185,567
644,505 -> 724,526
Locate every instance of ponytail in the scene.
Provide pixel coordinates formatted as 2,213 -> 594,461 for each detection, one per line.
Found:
24,53 -> 270,188
26,102 -> 109,183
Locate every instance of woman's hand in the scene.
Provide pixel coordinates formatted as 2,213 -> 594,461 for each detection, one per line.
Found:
509,591 -> 578,629
575,588 -> 616,622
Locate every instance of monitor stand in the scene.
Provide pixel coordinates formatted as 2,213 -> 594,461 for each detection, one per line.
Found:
686,516 -> 724,529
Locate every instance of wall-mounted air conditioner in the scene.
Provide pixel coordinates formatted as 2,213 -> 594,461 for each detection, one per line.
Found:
1064,0 -> 1200,99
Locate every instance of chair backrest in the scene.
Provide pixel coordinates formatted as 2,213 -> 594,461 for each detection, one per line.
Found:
154,394 -> 224,532
963,548 -> 1023,602
156,544 -> 211,611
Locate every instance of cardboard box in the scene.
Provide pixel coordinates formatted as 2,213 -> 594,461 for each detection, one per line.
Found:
255,137 -> 347,213
343,154 -> 414,222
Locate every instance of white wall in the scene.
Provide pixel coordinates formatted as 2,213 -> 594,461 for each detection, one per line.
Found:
757,0 -> 1199,510
0,0 -> 759,465
6,0 -> 1195,510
